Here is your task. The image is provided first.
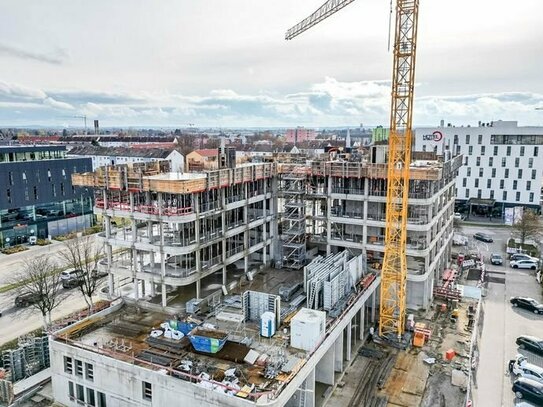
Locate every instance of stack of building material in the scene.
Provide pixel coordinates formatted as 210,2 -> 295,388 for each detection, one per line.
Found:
290,308 -> 326,352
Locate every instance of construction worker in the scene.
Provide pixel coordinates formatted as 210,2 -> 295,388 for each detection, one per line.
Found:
369,326 -> 375,341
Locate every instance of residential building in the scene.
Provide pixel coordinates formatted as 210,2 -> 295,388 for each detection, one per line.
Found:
0,145 -> 93,247
285,127 -> 316,144
67,146 -> 184,172
414,120 -> 543,215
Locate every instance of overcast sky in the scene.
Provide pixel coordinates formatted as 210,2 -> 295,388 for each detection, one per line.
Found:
0,0 -> 542,128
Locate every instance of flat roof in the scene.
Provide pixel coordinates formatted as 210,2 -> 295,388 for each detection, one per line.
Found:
0,145 -> 66,153
144,172 -> 207,181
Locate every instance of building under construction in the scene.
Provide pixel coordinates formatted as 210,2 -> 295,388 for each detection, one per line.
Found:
51,147 -> 461,406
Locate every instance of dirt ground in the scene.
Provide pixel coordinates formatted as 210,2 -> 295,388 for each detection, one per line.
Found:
420,371 -> 466,407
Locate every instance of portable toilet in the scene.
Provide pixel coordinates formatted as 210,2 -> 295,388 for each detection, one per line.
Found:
260,311 -> 276,338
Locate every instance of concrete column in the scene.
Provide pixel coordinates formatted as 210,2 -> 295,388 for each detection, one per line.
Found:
334,335 -> 343,372
160,252 -> 166,307
346,321 -> 352,361
371,291 -> 376,323
161,283 -> 167,307
108,273 -> 114,298
262,180 -> 268,265
149,282 -> 156,297
315,346 -> 334,385
244,183 -> 249,274
129,192 -> 134,211
359,306 -> 365,340
194,195 -> 201,294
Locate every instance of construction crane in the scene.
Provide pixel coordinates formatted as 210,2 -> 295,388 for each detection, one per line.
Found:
73,115 -> 88,134
286,0 -> 420,340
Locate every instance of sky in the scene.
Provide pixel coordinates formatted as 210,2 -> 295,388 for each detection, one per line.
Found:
0,0 -> 542,128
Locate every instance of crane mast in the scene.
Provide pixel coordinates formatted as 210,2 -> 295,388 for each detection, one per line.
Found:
380,0 -> 419,339
285,0 -> 420,340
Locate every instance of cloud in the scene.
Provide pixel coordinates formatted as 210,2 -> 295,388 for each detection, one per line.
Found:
0,42 -> 68,65
0,78 -> 542,127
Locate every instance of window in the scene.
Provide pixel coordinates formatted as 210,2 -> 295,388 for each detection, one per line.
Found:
520,146 -> 525,156
479,168 -> 484,177
62,169 -> 67,179
474,179 -> 479,188
505,169 -> 509,178
501,157 -> 506,167
489,157 -> 493,167
535,146 -> 539,157
142,381 -> 152,401
529,158 -> 534,168
97,391 -> 107,407
456,145 -> 460,155
22,172 -> 27,183
487,179 -> 491,188
24,187 -> 29,201
85,363 -> 94,381
530,192 -> 534,202
507,146 -> 511,156
60,183 -> 65,196
76,384 -> 85,403
527,181 -> 531,190
493,146 -> 498,155
75,359 -> 83,377
467,167 -> 471,176
477,189 -> 482,198
6,188 -> 11,204
465,134 -> 470,144
476,157 -> 481,166
513,180 -> 518,190
47,169 -> 51,181
464,156 -> 468,166
515,157 -> 520,168
516,192 -> 521,202
33,186 -> 38,200
87,388 -> 96,407
503,191 -> 507,200
491,168 -> 496,178
52,184 -> 56,197
8,172 -> 13,185
490,190 -> 494,199
532,169 -> 537,180
68,381 -> 75,399
468,146 -> 473,155
500,180 -> 504,189
64,356 -> 74,374
462,178 -> 467,187
465,189 -> 470,198
478,134 -> 483,144
518,169 -> 523,178
453,134 -> 458,144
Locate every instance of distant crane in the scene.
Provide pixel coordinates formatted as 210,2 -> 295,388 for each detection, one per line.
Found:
73,115 -> 88,134
286,0 -> 420,340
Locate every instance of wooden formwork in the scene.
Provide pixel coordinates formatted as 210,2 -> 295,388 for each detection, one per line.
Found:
143,177 -> 206,194
72,173 -> 95,187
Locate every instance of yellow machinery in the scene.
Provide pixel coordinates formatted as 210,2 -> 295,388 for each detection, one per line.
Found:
286,0 -> 420,340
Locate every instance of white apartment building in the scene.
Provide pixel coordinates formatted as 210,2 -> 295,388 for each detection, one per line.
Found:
67,146 -> 184,172
415,120 -> 543,214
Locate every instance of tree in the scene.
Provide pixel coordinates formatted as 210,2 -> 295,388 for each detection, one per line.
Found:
511,209 -> 543,246
59,235 -> 104,313
11,256 -> 66,329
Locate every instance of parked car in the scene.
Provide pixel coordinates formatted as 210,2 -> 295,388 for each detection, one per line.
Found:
511,254 -> 539,262
490,253 -> 503,265
512,377 -> 543,403
474,232 -> 493,243
511,259 -> 539,270
91,269 -> 108,280
61,269 -> 85,289
453,212 -> 464,221
509,354 -> 543,384
14,292 -> 40,307
517,335 -> 543,357
510,297 -> 543,314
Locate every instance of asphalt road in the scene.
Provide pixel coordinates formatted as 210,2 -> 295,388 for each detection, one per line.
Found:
0,236 -> 103,344
457,225 -> 543,407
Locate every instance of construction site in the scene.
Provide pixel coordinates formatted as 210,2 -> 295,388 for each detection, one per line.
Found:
38,1 -> 481,406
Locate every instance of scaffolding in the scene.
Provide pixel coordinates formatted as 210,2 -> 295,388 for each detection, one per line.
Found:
280,165 -> 308,269
1,335 -> 50,383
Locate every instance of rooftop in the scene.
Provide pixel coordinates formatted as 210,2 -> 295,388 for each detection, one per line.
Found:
68,146 -> 176,159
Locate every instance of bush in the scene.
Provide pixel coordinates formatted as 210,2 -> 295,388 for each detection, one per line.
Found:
83,225 -> 103,236
36,239 -> 51,246
1,245 -> 29,255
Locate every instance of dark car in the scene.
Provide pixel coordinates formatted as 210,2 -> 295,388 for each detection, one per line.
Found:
91,269 -> 108,280
61,269 -> 85,289
14,292 -> 40,307
474,232 -> 493,243
517,335 -> 543,357
490,253 -> 503,265
510,297 -> 543,314
512,377 -> 543,404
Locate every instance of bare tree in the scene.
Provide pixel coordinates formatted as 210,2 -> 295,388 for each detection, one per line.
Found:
11,256 -> 65,329
512,209 -> 543,246
59,235 -> 104,313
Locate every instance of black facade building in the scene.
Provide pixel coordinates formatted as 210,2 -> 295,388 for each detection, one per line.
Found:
0,145 -> 93,247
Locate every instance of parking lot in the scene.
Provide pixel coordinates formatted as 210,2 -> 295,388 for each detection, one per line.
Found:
457,224 -> 543,407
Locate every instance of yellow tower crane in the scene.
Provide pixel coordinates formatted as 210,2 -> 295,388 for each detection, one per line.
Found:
286,0 -> 420,340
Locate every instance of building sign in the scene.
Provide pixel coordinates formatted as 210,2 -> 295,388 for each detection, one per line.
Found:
422,131 -> 443,142
504,208 -> 514,226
